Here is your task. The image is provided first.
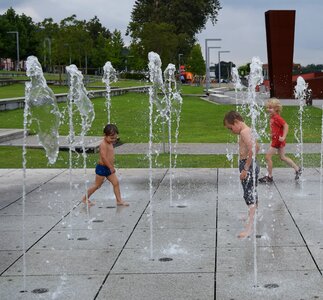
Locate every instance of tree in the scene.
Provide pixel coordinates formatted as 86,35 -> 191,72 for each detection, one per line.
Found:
85,16 -> 111,43
238,63 -> 251,77
186,43 -> 205,75
0,10 -> 126,72
127,0 -> 221,66
105,30 -> 125,71
0,8 -> 38,63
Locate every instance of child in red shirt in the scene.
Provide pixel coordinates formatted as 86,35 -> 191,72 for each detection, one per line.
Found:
259,98 -> 302,183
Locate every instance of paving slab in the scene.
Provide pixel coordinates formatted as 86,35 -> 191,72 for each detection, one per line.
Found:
0,275 -> 105,300
97,273 -> 214,300
0,168 -> 323,299
3,248 -> 119,276
216,270 -> 323,300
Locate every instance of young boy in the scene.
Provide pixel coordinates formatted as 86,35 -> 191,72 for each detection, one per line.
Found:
259,98 -> 302,183
224,111 -> 260,238
82,124 -> 129,207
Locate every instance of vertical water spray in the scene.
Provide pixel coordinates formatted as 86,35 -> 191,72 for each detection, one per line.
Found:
148,52 -> 164,259
25,56 -> 61,163
23,55 -> 61,291
231,67 -> 245,166
247,56 -> 264,288
294,76 -> 308,173
231,67 -> 244,107
164,63 -> 183,206
66,65 -> 95,223
102,61 -> 117,123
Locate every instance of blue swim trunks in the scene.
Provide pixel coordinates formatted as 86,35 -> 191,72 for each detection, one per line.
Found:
95,164 -> 112,177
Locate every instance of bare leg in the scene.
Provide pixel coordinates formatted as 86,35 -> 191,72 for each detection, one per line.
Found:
265,147 -> 277,177
82,175 -> 105,206
278,147 -> 299,171
238,204 -> 256,238
107,173 -> 129,206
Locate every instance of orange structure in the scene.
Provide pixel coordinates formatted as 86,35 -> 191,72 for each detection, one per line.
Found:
179,65 -> 193,83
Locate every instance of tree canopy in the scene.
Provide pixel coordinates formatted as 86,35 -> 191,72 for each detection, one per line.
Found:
127,0 -> 221,67
0,8 -> 126,72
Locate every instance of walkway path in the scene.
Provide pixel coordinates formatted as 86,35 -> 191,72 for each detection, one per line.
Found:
0,129 -> 322,154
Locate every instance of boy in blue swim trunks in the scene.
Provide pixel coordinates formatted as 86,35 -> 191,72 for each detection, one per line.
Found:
82,124 -> 129,206
224,111 -> 259,238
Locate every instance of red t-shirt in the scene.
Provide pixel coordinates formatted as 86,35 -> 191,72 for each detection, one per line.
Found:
270,113 -> 286,148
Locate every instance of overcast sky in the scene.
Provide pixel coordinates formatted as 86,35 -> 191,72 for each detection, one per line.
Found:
1,0 -> 322,67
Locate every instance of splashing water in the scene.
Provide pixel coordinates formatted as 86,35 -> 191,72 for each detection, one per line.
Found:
294,76 -> 308,172
102,61 -> 117,123
66,64 -> 95,219
147,52 -> 183,256
231,67 -> 245,165
162,243 -> 188,255
147,51 -> 163,259
25,56 -> 61,164
231,67 -> 244,94
22,55 -> 61,291
226,146 -> 234,169
247,56 -> 264,288
244,57 -> 268,155
66,65 -> 95,135
164,63 -> 183,206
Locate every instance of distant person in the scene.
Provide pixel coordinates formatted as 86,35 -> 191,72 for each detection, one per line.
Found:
259,98 -> 302,183
180,74 -> 185,84
223,111 -> 260,238
82,124 -> 129,207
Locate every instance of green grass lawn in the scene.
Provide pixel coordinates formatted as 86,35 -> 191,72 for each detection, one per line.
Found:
0,79 -> 202,98
0,89 -> 322,168
0,145 -> 321,169
0,92 -> 321,143
0,83 -> 69,98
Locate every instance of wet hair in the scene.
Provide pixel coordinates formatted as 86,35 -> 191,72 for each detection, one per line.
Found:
223,111 -> 244,125
266,97 -> 282,113
103,124 -> 119,136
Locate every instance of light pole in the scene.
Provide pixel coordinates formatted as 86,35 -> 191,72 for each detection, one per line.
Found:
205,38 -> 221,94
64,43 -> 71,65
7,31 -> 20,71
207,46 -> 221,89
43,37 -> 51,72
178,53 -> 183,73
125,55 -> 134,72
218,50 -> 230,86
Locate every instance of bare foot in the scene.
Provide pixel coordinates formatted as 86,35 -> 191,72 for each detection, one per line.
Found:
82,199 -> 95,207
238,225 -> 252,239
117,200 -> 129,206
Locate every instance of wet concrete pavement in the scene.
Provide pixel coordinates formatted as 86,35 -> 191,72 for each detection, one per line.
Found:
0,167 -> 323,299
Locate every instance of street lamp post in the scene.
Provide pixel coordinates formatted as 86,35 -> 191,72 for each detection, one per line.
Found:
205,38 -> 221,94
218,50 -> 230,86
207,46 -> 221,89
125,55 -> 134,73
178,53 -> 183,73
43,37 -> 51,72
7,31 -> 20,71
64,43 -> 71,65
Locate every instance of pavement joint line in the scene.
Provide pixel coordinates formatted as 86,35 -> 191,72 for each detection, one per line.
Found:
274,180 -> 323,276
0,169 -> 67,211
93,169 -> 169,299
0,192 -> 82,277
214,168 -> 219,299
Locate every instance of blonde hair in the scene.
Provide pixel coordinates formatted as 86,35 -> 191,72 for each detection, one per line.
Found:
266,97 -> 282,114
